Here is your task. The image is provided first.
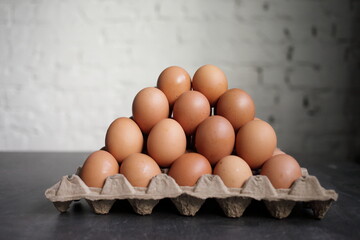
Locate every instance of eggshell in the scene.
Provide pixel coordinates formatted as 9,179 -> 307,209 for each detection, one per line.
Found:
236,120 -> 277,169
120,153 -> 161,187
192,64 -> 228,106
272,147 -> 285,156
147,118 -> 187,167
132,87 -> 169,134
195,116 -> 235,165
168,153 -> 212,186
173,91 -> 210,135
157,66 -> 191,107
216,88 -> 255,131
105,117 -> 143,163
260,154 -> 302,189
79,150 -> 119,188
213,155 -> 252,188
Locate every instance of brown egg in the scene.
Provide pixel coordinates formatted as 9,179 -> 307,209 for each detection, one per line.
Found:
105,117 -> 143,163
216,88 -> 255,131
272,147 -> 285,156
260,154 -> 302,189
147,118 -> 187,167
157,66 -> 191,107
173,91 -> 211,135
236,120 -> 277,169
213,155 -> 253,188
168,153 -> 212,186
192,64 -> 228,106
120,153 -> 161,187
132,87 -> 169,134
79,150 -> 119,188
195,116 -> 235,165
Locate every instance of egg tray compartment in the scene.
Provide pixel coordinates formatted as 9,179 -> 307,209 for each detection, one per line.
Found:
45,168 -> 338,219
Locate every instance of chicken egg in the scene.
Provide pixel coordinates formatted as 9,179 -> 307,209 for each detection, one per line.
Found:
236,119 -> 277,169
192,64 -> 228,106
173,90 -> 211,135
195,116 -> 235,165
147,118 -> 187,167
157,66 -> 191,107
120,153 -> 161,187
272,147 -> 285,156
216,88 -> 255,131
105,117 -> 143,163
260,154 -> 302,189
213,155 -> 252,188
168,153 -> 212,186
79,150 -> 119,188
132,87 -> 169,134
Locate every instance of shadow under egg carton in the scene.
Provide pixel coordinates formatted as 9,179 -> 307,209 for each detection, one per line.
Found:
45,168 -> 338,219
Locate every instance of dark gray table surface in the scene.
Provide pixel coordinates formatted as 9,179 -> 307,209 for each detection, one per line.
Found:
0,152 -> 359,240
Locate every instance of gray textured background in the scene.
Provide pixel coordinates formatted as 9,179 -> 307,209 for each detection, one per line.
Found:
0,0 -> 359,163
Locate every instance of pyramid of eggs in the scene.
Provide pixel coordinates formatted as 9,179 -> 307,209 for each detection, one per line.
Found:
45,65 -> 338,219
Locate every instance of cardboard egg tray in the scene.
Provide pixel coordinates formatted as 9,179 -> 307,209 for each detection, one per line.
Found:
45,167 -> 338,219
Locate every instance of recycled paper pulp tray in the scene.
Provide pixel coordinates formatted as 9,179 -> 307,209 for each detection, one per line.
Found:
45,168 -> 338,219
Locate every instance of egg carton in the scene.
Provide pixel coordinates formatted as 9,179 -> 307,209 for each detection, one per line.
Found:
45,167 -> 338,219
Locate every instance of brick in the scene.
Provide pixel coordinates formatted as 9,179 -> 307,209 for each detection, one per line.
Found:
292,42 -> 347,66
102,22 -> 148,44
182,0 -> 236,21
253,20 -> 291,44
133,0 -> 162,19
3,67 -> 33,89
0,3 -> 11,25
322,0 -> 351,18
54,65 -> 106,91
157,0 -> 184,19
262,67 -> 288,88
287,64 -> 352,91
287,66 -> 324,89
225,66 -> 259,89
57,0 -> 86,25
33,1 -> 59,25
319,65 -> 351,89
12,2 -> 35,25
250,85 -> 284,116
331,16 -> 352,41
234,0 -> 269,22
265,0 -> 326,22
178,20 -> 258,44
0,28 -> 9,64
79,44 -> 132,67
80,0 -> 137,23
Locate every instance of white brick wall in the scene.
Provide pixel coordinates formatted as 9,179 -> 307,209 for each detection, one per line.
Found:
0,0 -> 358,162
